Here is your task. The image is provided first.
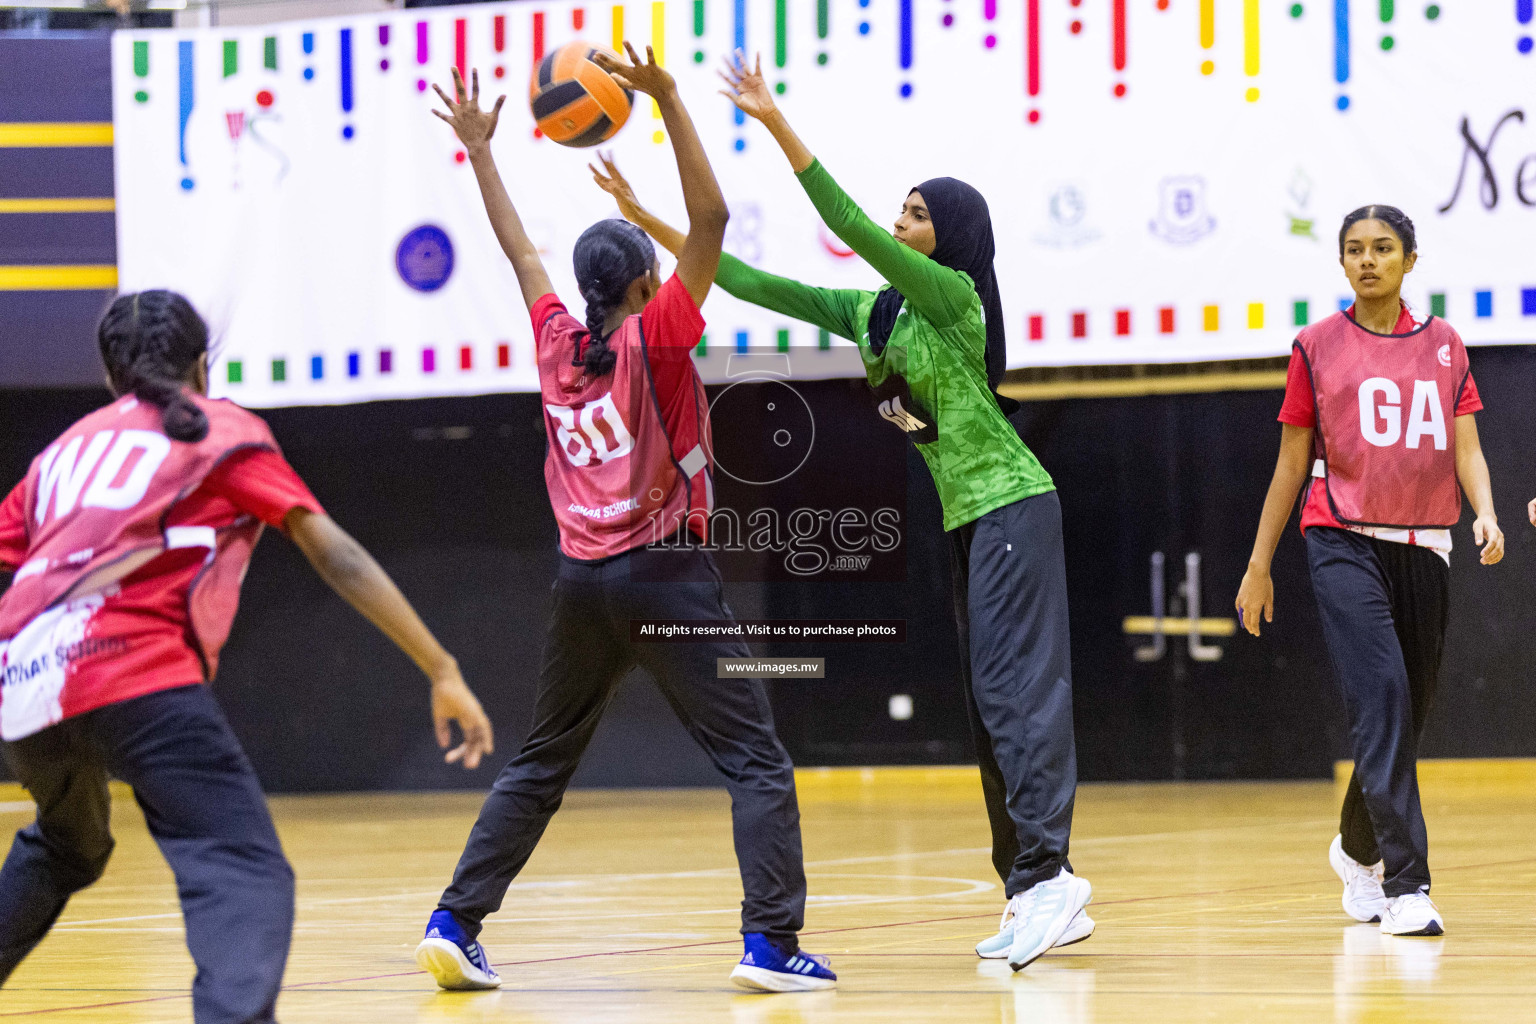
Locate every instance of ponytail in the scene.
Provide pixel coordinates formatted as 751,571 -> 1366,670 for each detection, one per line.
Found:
572,219 -> 657,377
97,290 -> 211,443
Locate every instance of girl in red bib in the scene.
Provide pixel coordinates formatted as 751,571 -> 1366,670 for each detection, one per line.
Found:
1236,205 -> 1503,938
0,291 -> 493,1023
414,56 -> 833,994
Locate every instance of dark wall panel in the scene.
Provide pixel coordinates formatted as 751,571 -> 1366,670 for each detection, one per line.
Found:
0,34 -> 117,390
5,347 -> 1536,791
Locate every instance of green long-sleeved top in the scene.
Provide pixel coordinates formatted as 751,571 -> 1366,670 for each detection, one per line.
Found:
715,159 -> 1053,531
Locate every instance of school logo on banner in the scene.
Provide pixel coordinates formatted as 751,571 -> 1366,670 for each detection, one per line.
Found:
1149,176 -> 1216,245
1033,184 -> 1101,248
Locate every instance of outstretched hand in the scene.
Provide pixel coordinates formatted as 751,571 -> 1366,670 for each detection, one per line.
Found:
432,66 -> 505,151
718,49 -> 776,121
593,41 -> 676,99
589,150 -> 646,224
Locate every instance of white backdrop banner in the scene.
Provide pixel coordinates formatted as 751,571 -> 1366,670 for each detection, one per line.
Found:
113,1 -> 1536,407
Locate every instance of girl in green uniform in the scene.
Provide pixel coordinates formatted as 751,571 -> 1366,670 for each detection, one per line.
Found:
591,52 -> 1092,971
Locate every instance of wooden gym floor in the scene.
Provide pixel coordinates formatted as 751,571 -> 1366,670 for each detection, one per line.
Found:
3,763 -> 1536,1023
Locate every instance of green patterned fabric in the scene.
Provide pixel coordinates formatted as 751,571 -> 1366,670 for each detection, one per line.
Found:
714,160 -> 1053,531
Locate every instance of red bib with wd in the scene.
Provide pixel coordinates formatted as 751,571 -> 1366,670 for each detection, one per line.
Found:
538,311 -> 713,560
0,394 -> 278,739
1295,312 -> 1468,529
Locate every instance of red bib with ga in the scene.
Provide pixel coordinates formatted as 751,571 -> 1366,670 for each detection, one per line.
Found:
0,394 -> 278,739
1295,312 -> 1469,529
537,310 -> 713,560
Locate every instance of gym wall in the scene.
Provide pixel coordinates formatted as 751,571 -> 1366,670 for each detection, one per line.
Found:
5,355 -> 1536,792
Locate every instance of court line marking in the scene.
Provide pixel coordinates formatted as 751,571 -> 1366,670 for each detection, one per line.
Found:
15,831 -> 1536,1016
47,814 -> 1331,929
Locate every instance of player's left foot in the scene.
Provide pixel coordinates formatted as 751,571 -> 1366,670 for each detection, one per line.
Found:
415,909 -> 502,990
1379,892 -> 1445,936
1006,868 -> 1093,972
976,908 -> 1094,958
729,933 -> 838,992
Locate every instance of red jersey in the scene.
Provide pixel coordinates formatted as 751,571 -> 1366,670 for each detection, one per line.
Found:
1279,303 -> 1481,554
0,398 -> 321,739
532,274 -> 714,560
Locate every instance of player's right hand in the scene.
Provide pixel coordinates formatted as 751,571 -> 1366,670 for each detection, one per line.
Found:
589,151 -> 645,225
430,670 -> 494,770
432,66 -> 505,151
1235,567 -> 1274,637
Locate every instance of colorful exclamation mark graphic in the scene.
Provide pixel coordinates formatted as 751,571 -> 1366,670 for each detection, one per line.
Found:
302,31 -> 315,81
416,20 -> 429,92
532,11 -> 546,139
1112,0 -> 1126,97
378,25 -> 389,72
1334,0 -> 1350,110
983,0 -> 997,48
454,17 -> 467,73
1026,0 -> 1040,123
1378,0 -> 1394,50
898,0 -> 913,98
133,40 -> 149,103
223,39 -> 238,78
775,0 -> 789,95
1244,0 -> 1260,100
817,0 -> 829,63
1200,0 -> 1215,75
733,0 -> 746,151
493,14 -> 506,78
694,0 -> 707,62
341,28 -> 355,140
1519,0 -> 1534,55
652,2 -> 668,142
178,39 -> 194,190
612,5 -> 625,53
265,35 -> 278,71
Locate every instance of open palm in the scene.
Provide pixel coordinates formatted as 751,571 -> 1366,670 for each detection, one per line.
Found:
719,50 -> 776,121
432,66 -> 505,149
589,151 -> 646,224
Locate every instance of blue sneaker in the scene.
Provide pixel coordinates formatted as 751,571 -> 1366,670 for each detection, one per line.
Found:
729,933 -> 837,992
415,909 -> 502,990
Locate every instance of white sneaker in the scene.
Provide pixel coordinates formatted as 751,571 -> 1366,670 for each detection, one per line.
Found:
1379,892 -> 1444,936
975,907 -> 1094,958
1329,834 -> 1387,923
1005,869 -> 1093,972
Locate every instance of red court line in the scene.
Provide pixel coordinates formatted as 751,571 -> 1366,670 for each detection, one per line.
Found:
9,852 -> 1536,1017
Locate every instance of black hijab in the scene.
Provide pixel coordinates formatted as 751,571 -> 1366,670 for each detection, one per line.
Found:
867,176 -> 1017,412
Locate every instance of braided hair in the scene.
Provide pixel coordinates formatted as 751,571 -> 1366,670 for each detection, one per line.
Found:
1338,204 -> 1417,256
96,290 -> 211,443
572,219 -> 657,377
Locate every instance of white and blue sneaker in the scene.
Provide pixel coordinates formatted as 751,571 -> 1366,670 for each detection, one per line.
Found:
415,909 -> 502,990
1006,868 -> 1093,972
976,906 -> 1095,958
729,932 -> 838,992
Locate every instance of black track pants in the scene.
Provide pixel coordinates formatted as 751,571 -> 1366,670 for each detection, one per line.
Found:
1306,526 -> 1448,897
0,685 -> 294,1024
949,490 -> 1078,897
438,542 -> 806,949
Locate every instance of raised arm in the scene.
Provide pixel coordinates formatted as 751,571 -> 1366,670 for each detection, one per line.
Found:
590,156 -> 864,340
1235,424 -> 1314,636
594,44 -> 728,308
719,51 -> 973,326
1454,414 -> 1504,565
433,67 -> 554,311
286,508 -> 494,769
